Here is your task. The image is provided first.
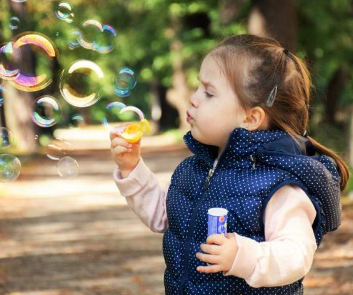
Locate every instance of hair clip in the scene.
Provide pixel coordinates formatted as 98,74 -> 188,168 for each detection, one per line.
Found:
266,85 -> 277,107
283,48 -> 289,55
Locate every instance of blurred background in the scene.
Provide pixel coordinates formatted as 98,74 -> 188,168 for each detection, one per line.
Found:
0,0 -> 352,294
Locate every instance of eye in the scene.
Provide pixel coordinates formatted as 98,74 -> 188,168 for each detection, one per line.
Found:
204,91 -> 213,98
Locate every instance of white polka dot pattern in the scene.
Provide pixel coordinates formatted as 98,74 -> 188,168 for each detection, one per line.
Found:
163,127 -> 341,295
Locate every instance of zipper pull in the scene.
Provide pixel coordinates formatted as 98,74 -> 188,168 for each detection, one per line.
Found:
250,154 -> 256,170
202,168 -> 215,191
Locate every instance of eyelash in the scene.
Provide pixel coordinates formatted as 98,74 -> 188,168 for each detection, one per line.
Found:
204,91 -> 213,98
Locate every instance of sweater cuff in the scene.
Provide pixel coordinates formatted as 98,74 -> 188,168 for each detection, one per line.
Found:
113,158 -> 151,196
223,233 -> 262,279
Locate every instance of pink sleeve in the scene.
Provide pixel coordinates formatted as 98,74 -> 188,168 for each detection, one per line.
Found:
223,184 -> 318,288
113,157 -> 169,233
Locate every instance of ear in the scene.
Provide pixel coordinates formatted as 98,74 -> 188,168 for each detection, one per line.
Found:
243,107 -> 268,131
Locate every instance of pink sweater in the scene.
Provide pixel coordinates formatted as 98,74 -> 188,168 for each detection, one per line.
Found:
114,158 -> 318,288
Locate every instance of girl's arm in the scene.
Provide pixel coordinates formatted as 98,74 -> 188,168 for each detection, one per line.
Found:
223,184 -> 317,287
114,157 -> 169,233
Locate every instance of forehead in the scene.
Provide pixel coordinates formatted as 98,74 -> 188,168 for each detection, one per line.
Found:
200,55 -> 224,79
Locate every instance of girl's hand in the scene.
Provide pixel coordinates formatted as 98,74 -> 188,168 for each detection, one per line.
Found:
196,233 -> 238,273
110,126 -> 141,177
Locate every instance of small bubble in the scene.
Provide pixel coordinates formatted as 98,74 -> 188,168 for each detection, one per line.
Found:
57,156 -> 79,178
0,154 -> 21,182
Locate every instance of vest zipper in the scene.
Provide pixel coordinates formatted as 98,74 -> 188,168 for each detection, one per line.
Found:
179,160 -> 218,294
202,167 -> 215,191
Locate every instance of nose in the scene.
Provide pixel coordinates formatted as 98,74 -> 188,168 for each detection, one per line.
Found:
189,91 -> 199,107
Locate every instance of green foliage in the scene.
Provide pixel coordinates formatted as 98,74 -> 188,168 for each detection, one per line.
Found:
0,0 -> 352,135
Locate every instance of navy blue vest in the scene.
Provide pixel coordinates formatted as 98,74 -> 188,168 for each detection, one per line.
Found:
163,128 -> 341,295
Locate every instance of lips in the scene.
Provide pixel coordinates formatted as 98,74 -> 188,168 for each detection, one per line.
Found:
186,111 -> 193,123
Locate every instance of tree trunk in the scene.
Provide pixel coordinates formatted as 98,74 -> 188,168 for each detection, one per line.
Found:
150,79 -> 178,133
324,67 -> 349,127
248,0 -> 298,52
4,1 -> 38,154
165,18 -> 192,131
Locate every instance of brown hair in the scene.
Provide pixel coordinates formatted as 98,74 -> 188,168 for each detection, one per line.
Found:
209,34 -> 349,191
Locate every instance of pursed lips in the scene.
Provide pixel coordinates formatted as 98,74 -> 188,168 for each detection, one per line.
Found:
186,111 -> 194,123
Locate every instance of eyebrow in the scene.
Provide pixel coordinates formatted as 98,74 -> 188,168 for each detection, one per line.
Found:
197,74 -> 217,90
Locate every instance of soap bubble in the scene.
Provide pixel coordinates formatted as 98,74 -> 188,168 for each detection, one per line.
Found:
10,0 -> 26,3
57,156 -> 79,178
93,24 -> 117,54
102,102 -> 126,130
31,96 -> 62,128
7,33 -> 58,92
0,128 -> 15,149
69,114 -> 85,128
103,102 -> 144,132
68,30 -> 82,50
55,2 -> 74,23
114,67 -> 137,97
47,139 -> 72,161
0,42 -> 20,81
0,84 -> 4,107
60,60 -> 104,107
78,20 -> 102,50
0,154 -> 21,182
77,20 -> 117,53
9,17 -> 20,30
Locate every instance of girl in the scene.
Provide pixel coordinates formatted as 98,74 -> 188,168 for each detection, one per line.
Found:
110,34 -> 349,295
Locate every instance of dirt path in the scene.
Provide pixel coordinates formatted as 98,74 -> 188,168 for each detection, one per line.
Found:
0,147 -> 352,295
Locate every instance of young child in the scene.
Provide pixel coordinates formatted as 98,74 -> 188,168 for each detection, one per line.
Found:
110,34 -> 350,295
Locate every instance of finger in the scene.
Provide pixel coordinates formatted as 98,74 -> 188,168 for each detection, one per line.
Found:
200,243 -> 221,255
196,252 -> 219,264
196,264 -> 222,274
110,124 -> 129,140
112,145 -> 131,155
111,137 -> 132,149
206,234 -> 226,245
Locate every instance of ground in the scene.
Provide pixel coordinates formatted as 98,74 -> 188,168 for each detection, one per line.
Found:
0,136 -> 352,295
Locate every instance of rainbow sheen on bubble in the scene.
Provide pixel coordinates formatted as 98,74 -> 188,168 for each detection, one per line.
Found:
0,154 -> 21,183
7,33 -> 58,92
10,0 -> 26,3
0,85 -> 4,107
55,2 -> 74,23
0,43 -> 20,80
93,24 -> 117,53
114,67 -> 136,97
9,17 -> 20,30
77,20 -> 117,53
57,156 -> 79,178
60,60 -> 104,107
31,96 -> 62,128
68,30 -> 82,50
102,102 -> 126,130
0,128 -> 15,149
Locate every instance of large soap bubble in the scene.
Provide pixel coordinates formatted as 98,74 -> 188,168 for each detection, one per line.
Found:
0,154 -> 21,182
31,96 -> 62,128
60,60 -> 104,107
6,33 -> 58,92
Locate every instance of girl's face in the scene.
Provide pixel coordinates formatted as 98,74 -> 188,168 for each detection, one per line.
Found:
187,54 -> 247,151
